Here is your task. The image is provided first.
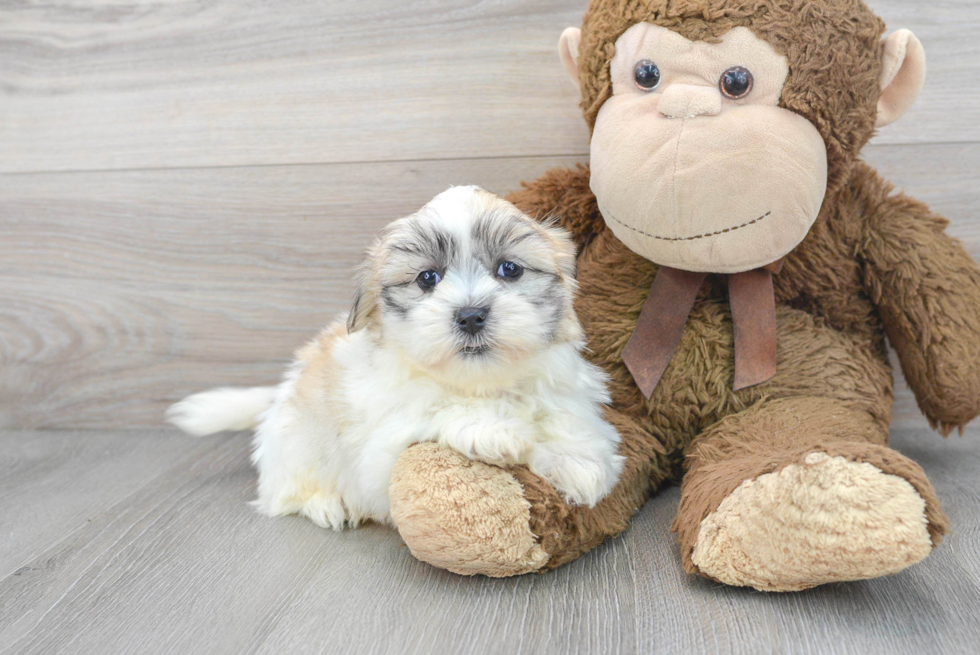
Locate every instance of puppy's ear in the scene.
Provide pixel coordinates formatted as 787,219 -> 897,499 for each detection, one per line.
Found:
542,219 -> 578,281
347,256 -> 380,334
346,287 -> 376,333
542,219 -> 584,344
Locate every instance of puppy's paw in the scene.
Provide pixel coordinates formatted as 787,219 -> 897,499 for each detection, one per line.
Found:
441,419 -> 533,467
254,478 -> 349,530
299,491 -> 349,531
530,449 -> 625,507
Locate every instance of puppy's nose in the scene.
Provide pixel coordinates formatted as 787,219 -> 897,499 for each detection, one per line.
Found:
456,307 -> 489,335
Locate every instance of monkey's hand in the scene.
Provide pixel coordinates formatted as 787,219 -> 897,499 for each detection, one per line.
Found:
862,169 -> 980,435
505,165 -> 604,253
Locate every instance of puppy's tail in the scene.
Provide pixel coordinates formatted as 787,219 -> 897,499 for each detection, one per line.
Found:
166,386 -> 277,437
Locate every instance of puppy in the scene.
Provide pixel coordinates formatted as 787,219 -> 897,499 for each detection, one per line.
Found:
168,186 -> 624,529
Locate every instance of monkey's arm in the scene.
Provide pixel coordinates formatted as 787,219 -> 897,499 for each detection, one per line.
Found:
505,164 -> 605,252
859,163 -> 980,434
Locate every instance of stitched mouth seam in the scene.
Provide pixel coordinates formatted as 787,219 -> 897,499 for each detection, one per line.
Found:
605,210 -> 772,242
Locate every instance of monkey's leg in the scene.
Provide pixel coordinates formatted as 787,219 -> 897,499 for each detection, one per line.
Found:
388,407 -> 670,576
672,396 -> 948,592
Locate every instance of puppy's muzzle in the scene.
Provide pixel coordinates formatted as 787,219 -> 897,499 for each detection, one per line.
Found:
456,306 -> 489,335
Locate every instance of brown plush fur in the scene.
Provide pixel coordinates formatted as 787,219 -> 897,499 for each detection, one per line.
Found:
390,0 -> 980,585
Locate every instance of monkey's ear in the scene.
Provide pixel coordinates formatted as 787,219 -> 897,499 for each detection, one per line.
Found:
876,29 -> 926,128
558,27 -> 582,89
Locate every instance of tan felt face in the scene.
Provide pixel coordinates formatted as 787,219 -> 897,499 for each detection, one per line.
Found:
589,24 -> 828,273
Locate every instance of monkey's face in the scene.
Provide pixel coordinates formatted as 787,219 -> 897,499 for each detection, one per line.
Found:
587,24 -> 828,273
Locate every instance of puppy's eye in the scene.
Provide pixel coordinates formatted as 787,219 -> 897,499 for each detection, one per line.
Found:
720,66 -> 753,99
416,270 -> 441,290
633,60 -> 661,91
496,261 -> 523,280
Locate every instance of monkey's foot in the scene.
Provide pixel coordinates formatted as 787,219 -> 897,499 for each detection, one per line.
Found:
691,452 -> 936,592
389,443 -> 549,577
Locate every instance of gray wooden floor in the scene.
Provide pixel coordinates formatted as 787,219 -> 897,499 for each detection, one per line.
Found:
1,427 -> 978,655
3,0 -> 980,653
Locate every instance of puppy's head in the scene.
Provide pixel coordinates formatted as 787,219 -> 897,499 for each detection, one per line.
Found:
348,186 -> 581,387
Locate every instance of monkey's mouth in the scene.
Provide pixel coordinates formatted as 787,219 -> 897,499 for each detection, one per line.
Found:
604,209 -> 773,242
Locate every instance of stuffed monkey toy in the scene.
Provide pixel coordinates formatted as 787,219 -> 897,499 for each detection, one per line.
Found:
387,0 -> 980,591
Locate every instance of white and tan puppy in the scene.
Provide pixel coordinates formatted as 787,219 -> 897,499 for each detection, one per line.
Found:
168,186 -> 624,529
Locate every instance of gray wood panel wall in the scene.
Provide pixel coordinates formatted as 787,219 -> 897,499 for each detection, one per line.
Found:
2,0 -> 978,430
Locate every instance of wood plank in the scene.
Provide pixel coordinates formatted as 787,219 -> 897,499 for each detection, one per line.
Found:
0,0 -> 590,174
0,433 -> 343,655
0,429 -> 635,655
250,510 -> 635,655
0,429 -> 215,578
1,143 -> 978,430
629,428 -> 980,655
0,0 -> 976,174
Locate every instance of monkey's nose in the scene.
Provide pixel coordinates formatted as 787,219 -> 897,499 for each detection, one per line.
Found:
456,307 -> 489,335
657,84 -> 722,119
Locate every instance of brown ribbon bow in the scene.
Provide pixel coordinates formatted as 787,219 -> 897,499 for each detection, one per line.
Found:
622,260 -> 783,399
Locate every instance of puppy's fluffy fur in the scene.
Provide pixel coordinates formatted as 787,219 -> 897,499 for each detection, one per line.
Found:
168,186 -> 623,529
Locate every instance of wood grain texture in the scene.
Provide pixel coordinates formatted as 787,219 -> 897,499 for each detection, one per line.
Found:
0,427 -> 976,655
0,0 -> 590,174
2,144 -> 978,430
0,429 -> 215,578
0,0 -> 976,174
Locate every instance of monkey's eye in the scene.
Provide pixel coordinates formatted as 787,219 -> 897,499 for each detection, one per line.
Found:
496,261 -> 524,280
720,66 -> 753,99
417,270 -> 441,290
633,60 -> 661,91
